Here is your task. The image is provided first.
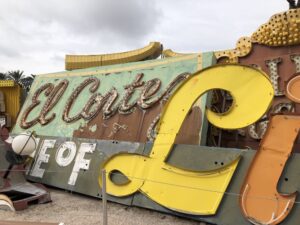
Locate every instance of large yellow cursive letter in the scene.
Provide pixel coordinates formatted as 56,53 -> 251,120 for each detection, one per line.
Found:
99,64 -> 274,215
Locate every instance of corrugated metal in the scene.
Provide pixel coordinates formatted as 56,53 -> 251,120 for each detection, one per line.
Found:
0,84 -> 21,127
0,80 -> 15,87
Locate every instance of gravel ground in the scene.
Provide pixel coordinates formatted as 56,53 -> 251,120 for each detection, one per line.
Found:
0,188 -> 206,225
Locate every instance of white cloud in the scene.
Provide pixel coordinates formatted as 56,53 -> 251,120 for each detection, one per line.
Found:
0,0 -> 289,75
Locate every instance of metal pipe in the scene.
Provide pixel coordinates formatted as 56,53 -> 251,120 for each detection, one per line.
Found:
102,169 -> 108,225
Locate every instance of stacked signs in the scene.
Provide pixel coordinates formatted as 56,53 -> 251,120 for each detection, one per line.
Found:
12,8 -> 300,225
220,44 -> 300,151
13,53 -> 222,214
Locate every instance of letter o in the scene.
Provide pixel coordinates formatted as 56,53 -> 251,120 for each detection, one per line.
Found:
55,141 -> 77,167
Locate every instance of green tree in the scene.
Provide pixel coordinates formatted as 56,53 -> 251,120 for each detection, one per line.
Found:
0,73 -> 6,80
6,70 -> 24,82
1,70 -> 35,92
19,75 -> 35,92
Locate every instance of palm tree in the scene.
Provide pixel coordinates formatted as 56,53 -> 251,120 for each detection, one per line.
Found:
6,70 -> 24,82
19,75 -> 35,92
2,70 -> 35,92
0,73 -> 6,80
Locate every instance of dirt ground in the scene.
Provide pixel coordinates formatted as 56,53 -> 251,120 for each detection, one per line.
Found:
0,188 -> 206,225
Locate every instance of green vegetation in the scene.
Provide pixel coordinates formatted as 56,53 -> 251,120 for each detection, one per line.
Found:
0,70 -> 35,92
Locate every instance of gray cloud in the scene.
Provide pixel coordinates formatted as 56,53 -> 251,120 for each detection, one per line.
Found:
0,44 -> 21,58
148,0 -> 287,52
0,0 -> 161,40
0,0 -> 289,75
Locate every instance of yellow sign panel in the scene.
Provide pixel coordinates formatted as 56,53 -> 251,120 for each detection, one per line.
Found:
0,80 -> 15,87
99,65 -> 274,215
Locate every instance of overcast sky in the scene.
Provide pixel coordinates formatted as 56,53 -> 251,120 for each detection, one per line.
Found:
0,0 -> 288,75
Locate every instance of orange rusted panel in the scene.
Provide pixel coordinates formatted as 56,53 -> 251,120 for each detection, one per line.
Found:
240,115 -> 300,225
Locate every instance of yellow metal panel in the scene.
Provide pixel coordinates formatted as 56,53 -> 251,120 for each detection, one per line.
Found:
162,65 -> 274,130
65,42 -> 162,70
0,80 -> 15,87
162,49 -> 193,58
42,54 -> 198,78
103,153 -> 239,215
0,85 -> 21,127
252,8 -> 300,46
214,37 -> 252,63
214,8 -> 300,63
99,65 -> 274,215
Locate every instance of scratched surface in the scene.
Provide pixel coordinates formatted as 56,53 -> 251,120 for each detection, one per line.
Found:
23,135 -> 300,225
218,44 -> 300,151
13,53 -> 214,145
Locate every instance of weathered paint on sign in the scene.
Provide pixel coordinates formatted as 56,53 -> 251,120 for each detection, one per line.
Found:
240,115 -> 300,224
13,53 -> 212,145
15,7 -> 300,225
219,44 -> 300,151
24,64 -> 276,224
100,65 -> 273,215
24,135 -> 300,225
286,74 -> 300,103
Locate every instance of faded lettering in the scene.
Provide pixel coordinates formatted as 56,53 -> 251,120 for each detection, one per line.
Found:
291,54 -> 300,73
68,143 -> 96,186
30,139 -> 56,178
55,141 -> 77,167
265,58 -> 283,96
20,73 -> 190,129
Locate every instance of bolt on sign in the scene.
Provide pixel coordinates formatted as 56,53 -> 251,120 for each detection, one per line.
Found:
16,60 -> 281,225
12,7 -> 300,225
218,45 -> 300,151
214,8 -> 300,152
14,53 -> 212,145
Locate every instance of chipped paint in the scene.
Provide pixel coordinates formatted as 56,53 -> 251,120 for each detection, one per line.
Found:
89,124 -> 97,133
13,53 -> 213,145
